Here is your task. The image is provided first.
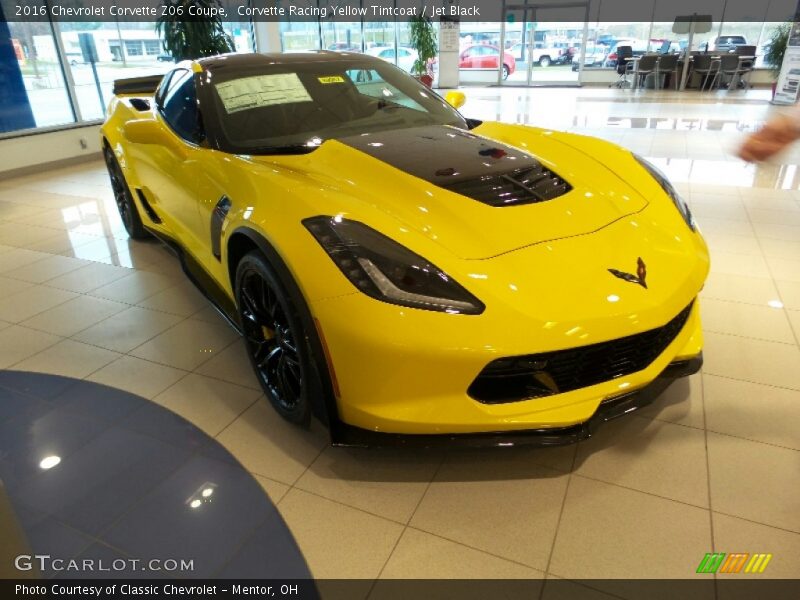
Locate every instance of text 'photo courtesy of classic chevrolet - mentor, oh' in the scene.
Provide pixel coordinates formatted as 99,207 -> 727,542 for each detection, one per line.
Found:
101,51 -> 709,447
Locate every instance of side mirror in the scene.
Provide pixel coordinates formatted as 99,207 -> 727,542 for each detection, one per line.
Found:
123,119 -> 167,146
445,91 -> 466,110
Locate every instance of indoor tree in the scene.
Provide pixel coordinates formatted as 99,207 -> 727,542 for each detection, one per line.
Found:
764,22 -> 791,80
156,0 -> 234,62
409,14 -> 437,87
764,22 -> 791,99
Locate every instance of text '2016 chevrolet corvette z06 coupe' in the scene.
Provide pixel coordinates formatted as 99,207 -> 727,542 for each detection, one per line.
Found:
101,52 -> 708,447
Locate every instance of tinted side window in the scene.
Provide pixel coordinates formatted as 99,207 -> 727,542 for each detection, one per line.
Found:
154,71 -> 173,107
160,70 -> 200,143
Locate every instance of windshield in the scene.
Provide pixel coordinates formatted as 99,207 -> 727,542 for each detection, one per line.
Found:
204,58 -> 467,155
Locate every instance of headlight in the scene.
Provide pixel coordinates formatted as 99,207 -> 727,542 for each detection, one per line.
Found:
303,216 -> 484,315
632,154 -> 696,230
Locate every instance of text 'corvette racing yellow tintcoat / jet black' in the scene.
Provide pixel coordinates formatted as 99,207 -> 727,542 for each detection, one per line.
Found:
101,51 -> 709,447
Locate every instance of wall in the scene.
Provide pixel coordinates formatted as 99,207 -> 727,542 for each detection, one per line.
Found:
0,124 -> 101,178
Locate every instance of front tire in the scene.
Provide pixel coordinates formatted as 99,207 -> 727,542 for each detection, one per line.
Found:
235,250 -> 319,425
539,56 -> 551,67
104,145 -> 149,240
502,64 -> 510,80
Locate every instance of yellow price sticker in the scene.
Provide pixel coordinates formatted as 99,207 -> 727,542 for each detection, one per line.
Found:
318,76 -> 345,84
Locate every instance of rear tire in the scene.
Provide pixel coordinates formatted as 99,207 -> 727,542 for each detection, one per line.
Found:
502,64 -> 510,80
104,145 -> 149,240
235,250 -> 322,426
539,56 -> 551,67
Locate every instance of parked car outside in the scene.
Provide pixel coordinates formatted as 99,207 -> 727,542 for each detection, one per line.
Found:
509,42 -> 563,67
571,43 -> 609,71
713,35 -> 747,52
328,42 -> 361,52
459,44 -> 516,79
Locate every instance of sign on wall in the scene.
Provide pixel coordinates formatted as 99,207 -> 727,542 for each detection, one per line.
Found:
774,21 -> 800,104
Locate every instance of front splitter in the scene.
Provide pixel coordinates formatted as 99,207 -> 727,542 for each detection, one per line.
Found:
331,354 -> 703,448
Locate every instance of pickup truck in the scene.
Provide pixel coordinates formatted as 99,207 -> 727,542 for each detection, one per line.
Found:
509,42 -> 563,67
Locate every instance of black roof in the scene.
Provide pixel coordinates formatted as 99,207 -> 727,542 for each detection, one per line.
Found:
197,51 -> 382,72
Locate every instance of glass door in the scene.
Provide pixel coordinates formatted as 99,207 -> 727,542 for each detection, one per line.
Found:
502,5 -> 532,85
502,2 -> 589,86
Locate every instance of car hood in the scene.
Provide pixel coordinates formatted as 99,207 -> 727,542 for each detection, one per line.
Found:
252,121 -> 649,260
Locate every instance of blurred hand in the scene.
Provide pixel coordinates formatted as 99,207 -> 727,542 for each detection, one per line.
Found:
738,113 -> 800,162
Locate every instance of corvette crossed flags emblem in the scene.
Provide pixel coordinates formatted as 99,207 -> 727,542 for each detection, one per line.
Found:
608,257 -> 648,289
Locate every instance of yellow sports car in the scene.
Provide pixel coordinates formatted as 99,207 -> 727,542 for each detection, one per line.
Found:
101,52 -> 708,446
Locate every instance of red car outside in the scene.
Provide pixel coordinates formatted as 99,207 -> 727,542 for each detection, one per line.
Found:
459,45 -> 516,79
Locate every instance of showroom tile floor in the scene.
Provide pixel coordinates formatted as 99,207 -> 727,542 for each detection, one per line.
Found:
1,88 -> 799,591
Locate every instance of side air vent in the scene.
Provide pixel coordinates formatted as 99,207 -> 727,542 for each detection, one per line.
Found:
443,164 -> 571,207
211,196 -> 232,261
135,189 -> 161,224
129,98 -> 151,111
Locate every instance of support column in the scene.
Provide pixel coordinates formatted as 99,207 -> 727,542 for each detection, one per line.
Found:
254,21 -> 283,54
437,18 -> 460,89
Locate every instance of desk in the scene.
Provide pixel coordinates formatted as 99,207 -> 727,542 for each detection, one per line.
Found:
679,54 -> 757,90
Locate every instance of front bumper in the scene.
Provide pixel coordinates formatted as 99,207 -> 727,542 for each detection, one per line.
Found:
312,293 -> 704,435
332,354 -> 702,448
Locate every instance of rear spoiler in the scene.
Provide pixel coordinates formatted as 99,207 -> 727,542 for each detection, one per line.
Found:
112,74 -> 164,96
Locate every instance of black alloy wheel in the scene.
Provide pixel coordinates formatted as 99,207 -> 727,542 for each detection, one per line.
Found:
236,250 -> 315,424
104,146 -> 149,239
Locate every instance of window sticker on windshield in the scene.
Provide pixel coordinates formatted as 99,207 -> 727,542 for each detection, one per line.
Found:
215,74 -> 312,114
318,76 -> 345,84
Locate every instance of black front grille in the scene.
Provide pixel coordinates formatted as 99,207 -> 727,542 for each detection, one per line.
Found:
469,302 -> 694,404
443,164 -> 571,207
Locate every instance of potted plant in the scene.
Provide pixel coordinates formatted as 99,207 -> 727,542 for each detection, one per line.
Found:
156,0 -> 234,61
764,22 -> 791,98
409,14 -> 437,88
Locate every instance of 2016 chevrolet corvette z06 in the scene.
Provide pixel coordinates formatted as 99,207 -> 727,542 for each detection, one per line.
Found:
101,52 -> 708,446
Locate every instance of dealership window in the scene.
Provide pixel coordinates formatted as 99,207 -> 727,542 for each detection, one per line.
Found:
0,7 -> 788,139
3,20 -> 75,131
56,23 -> 173,122
321,21 -> 363,52
1,15 -> 253,138
280,21 -> 321,52
59,20 -> 254,122
124,40 -> 143,57
144,40 -> 161,56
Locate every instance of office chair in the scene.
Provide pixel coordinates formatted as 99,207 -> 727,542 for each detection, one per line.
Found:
609,46 -> 634,88
656,53 -> 679,90
713,54 -> 743,90
692,53 -> 721,91
634,54 -> 659,89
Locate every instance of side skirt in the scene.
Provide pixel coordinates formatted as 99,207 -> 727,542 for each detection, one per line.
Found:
144,226 -> 242,334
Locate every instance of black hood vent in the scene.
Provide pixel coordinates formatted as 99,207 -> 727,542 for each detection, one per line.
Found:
441,164 -> 571,207
337,125 -> 572,207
